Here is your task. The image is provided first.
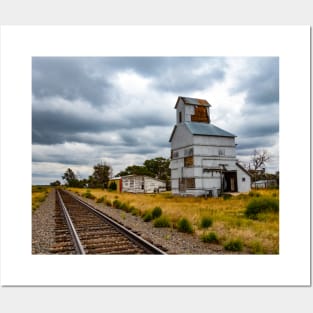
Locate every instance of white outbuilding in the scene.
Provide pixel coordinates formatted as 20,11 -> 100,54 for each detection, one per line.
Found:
121,175 -> 166,193
169,96 -> 251,196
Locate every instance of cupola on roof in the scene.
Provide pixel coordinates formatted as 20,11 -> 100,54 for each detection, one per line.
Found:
175,96 -> 211,108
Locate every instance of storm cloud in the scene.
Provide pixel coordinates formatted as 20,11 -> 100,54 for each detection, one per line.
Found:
32,57 -> 279,184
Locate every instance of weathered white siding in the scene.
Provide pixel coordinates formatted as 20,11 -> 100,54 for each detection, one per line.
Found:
121,175 -> 166,193
170,124 -> 193,150
236,164 -> 251,193
170,97 -> 251,196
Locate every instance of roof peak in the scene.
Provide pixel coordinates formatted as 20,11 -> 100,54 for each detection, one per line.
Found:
175,96 -> 211,108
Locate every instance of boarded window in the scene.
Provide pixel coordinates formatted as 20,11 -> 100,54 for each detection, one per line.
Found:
191,106 -> 209,123
185,178 -> 195,188
179,178 -> 195,190
184,156 -> 194,167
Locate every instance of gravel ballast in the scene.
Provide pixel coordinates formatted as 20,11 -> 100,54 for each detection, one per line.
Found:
32,189 -> 240,254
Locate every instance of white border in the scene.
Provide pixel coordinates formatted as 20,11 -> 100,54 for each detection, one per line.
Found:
0,25 -> 310,286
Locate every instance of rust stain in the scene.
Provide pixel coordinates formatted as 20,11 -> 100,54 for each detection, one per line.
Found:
191,106 -> 209,123
197,99 -> 209,105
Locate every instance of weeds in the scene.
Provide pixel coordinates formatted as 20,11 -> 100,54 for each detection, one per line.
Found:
66,187 -> 279,254
82,190 -> 96,200
177,217 -> 194,233
201,232 -> 219,244
96,196 -> 106,203
200,216 -> 213,228
245,196 -> 279,219
224,239 -> 243,251
153,216 -> 171,228
152,206 -> 162,219
142,211 -> 153,222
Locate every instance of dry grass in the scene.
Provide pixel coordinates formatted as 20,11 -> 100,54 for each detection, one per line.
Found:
32,186 -> 51,212
68,187 -> 279,254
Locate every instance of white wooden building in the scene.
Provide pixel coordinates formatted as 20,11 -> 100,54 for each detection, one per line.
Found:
169,96 -> 251,196
121,175 -> 166,193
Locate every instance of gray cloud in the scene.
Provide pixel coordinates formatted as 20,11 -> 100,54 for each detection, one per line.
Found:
230,57 -> 279,105
32,57 -> 115,106
32,57 -> 279,184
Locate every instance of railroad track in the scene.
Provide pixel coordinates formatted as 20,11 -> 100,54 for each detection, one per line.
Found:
50,189 -> 166,255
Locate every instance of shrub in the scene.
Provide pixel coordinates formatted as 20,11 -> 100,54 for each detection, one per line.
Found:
224,239 -> 243,251
153,216 -> 171,228
113,199 -> 122,209
177,217 -> 194,234
105,199 -> 112,207
250,241 -> 264,254
151,206 -> 162,219
120,202 -> 130,212
96,196 -> 106,203
201,232 -> 219,244
130,206 -> 141,216
245,197 -> 279,219
200,216 -> 213,228
82,190 -> 96,200
142,211 -> 153,222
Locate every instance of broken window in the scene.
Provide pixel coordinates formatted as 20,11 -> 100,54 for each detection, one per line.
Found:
191,105 -> 209,123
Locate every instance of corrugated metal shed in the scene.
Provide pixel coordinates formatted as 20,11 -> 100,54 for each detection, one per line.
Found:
185,122 -> 235,137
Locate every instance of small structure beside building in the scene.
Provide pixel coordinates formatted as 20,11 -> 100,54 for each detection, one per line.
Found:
108,177 -> 122,192
169,96 -> 251,197
251,179 -> 277,189
109,175 -> 166,193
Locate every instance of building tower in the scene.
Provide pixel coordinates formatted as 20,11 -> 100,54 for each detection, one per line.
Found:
169,96 -> 251,196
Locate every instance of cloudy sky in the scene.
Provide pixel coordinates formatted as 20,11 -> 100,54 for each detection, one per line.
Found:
32,57 -> 279,185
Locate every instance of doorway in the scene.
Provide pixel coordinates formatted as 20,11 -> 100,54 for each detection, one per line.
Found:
223,171 -> 238,192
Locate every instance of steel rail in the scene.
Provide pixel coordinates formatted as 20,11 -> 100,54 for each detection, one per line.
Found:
61,190 -> 167,255
56,190 -> 86,254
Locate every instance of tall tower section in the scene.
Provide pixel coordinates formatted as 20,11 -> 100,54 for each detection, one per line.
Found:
169,96 -> 251,196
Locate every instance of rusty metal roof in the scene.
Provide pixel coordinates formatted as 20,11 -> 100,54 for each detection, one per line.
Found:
169,122 -> 236,142
185,122 -> 235,138
175,96 -> 211,108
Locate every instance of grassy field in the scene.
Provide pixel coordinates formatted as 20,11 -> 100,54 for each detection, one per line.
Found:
32,185 -> 51,212
68,187 -> 279,254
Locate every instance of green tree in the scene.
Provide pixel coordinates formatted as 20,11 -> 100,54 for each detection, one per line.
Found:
89,162 -> 112,188
116,157 -> 171,190
116,165 -> 153,177
144,157 -> 170,180
62,168 -> 82,187
50,180 -> 61,186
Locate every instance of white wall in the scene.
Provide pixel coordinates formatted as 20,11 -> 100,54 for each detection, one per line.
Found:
122,175 -> 166,193
236,165 -> 251,193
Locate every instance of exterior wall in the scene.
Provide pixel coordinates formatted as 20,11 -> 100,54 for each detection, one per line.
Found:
122,175 -> 145,193
170,132 -> 251,196
108,178 -> 122,192
236,164 -> 251,192
170,132 -> 239,196
170,124 -> 193,150
121,175 -> 166,194
143,176 -> 166,193
176,98 -> 210,124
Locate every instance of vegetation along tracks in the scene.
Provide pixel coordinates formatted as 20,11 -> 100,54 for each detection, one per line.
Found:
51,189 -> 166,254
